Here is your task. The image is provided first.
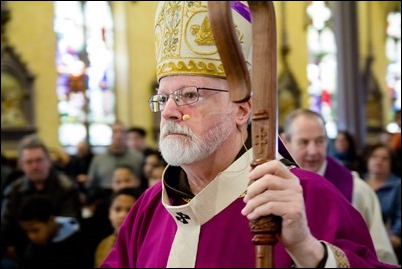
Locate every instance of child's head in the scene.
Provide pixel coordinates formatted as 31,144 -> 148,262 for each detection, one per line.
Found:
111,165 -> 141,192
143,151 -> 165,179
18,195 -> 58,245
148,164 -> 165,188
109,187 -> 141,232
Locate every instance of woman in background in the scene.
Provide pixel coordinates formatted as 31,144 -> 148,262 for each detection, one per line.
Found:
364,143 -> 401,264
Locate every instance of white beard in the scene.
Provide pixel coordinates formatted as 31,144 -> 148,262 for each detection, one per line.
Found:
159,119 -> 234,166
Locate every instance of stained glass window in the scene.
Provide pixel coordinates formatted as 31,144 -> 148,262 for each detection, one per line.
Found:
385,10 -> 401,133
306,1 -> 338,138
54,1 -> 115,147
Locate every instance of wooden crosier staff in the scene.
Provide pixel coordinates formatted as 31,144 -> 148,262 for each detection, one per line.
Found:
208,2 -> 281,268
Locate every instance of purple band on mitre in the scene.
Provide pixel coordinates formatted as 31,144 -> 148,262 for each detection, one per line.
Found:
231,1 -> 251,23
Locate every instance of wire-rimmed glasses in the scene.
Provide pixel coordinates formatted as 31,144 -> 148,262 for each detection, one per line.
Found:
148,86 -> 228,112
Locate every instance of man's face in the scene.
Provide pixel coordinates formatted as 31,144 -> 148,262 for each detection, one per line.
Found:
157,75 -> 237,165
19,148 -> 52,183
19,219 -> 53,245
111,122 -> 127,147
284,116 -> 327,173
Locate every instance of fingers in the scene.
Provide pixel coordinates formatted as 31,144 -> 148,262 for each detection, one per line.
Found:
242,200 -> 304,222
245,160 -> 300,203
242,182 -> 303,220
248,159 -> 297,184
244,186 -> 298,205
244,173 -> 298,202
241,188 -> 299,219
242,159 -> 302,220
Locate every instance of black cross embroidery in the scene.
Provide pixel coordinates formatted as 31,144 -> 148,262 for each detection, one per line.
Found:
175,212 -> 191,224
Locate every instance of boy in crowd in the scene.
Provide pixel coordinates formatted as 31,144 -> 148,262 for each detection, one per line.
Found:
18,195 -> 90,268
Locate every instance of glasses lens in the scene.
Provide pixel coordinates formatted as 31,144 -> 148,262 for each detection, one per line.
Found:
180,87 -> 199,105
149,100 -> 160,112
149,95 -> 167,112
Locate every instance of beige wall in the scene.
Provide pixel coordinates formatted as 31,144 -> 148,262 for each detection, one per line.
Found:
275,2 -> 310,107
358,1 -> 397,124
5,1 -> 58,155
113,1 -> 158,147
2,1 -> 398,155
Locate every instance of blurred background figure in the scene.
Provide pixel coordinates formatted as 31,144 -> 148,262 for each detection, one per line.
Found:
126,126 -> 156,157
94,187 -> 141,268
1,153 -> 23,201
363,143 -> 401,264
141,150 -> 166,190
148,163 -> 166,188
1,135 -> 81,266
80,165 -> 143,267
282,109 -> 398,264
17,195 -> 90,268
65,140 -> 94,201
389,110 -> 401,176
48,147 -> 70,174
111,165 -> 142,193
328,130 -> 361,172
87,121 -> 144,192
378,129 -> 394,146
1,152 -> 13,197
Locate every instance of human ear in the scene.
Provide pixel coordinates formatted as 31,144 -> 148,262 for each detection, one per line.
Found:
235,100 -> 252,127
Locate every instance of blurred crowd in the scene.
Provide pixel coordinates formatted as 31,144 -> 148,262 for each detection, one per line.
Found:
1,123 -> 166,268
1,110 -> 400,267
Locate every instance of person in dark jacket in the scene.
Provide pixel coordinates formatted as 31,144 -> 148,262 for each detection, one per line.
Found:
18,195 -> 90,268
1,135 -> 81,264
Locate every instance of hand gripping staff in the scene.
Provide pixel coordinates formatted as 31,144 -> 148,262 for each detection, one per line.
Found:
208,2 -> 281,268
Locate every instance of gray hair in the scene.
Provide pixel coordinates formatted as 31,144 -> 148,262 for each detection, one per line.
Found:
18,134 -> 50,161
283,108 -> 327,141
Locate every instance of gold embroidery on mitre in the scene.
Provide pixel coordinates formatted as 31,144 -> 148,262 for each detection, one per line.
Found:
155,1 -> 252,81
155,2 -> 183,61
191,16 -> 215,45
157,60 -> 226,80
186,14 -> 244,56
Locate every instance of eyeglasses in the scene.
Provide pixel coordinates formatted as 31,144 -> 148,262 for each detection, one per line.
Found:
148,86 -> 228,112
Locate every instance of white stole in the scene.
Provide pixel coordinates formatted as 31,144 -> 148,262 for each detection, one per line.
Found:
162,149 -> 253,268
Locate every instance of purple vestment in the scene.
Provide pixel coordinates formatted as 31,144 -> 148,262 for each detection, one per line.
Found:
101,167 -> 397,268
324,156 -> 354,203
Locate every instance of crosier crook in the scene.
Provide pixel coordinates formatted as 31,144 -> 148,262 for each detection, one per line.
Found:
208,2 -> 281,268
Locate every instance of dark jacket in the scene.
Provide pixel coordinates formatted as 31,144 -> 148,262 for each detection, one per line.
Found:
21,217 -> 91,268
1,169 -> 81,256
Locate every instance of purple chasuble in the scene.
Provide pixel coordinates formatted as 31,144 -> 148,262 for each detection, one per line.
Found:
324,156 -> 354,203
101,168 -> 397,268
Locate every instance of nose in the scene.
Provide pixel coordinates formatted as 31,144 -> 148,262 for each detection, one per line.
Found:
161,97 -> 182,121
306,141 -> 319,155
30,161 -> 42,171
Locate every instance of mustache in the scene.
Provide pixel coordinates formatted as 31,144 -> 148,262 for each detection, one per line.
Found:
160,121 -> 193,138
